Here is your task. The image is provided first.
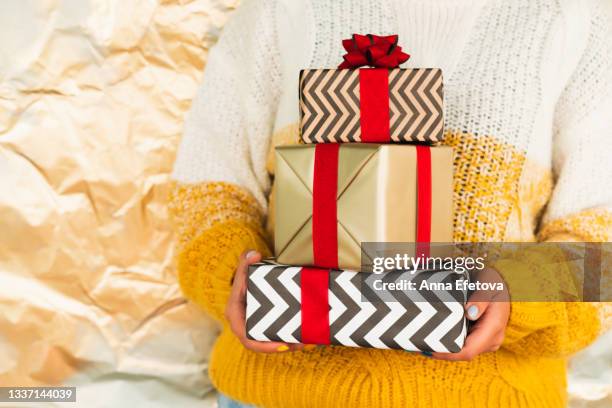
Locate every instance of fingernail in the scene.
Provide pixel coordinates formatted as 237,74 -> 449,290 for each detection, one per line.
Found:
276,345 -> 289,352
421,351 -> 433,357
304,344 -> 317,351
467,305 -> 479,320
246,250 -> 258,260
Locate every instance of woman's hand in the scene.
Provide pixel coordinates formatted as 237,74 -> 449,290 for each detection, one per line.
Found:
225,250 -> 305,353
431,267 -> 510,361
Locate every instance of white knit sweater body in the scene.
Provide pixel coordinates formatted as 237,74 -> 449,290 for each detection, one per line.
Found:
173,0 -> 612,238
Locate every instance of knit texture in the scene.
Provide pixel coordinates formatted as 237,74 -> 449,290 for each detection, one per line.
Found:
171,0 -> 612,407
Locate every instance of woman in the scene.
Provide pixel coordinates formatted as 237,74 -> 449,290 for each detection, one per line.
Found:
170,0 -> 611,407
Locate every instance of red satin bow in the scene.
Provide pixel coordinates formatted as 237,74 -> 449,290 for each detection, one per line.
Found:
339,34 -> 410,69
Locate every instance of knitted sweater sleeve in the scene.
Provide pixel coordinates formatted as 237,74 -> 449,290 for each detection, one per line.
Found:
499,3 -> 612,357
170,0 -> 280,322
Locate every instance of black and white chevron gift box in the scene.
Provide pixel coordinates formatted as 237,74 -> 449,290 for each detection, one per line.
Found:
246,262 -> 468,353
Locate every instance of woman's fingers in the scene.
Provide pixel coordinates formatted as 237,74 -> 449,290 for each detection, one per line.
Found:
225,249 -> 298,353
429,267 -> 510,360
233,250 -> 261,286
465,301 -> 489,321
430,301 -> 509,361
226,250 -> 260,314
241,337 -> 296,353
229,295 -> 294,353
430,319 -> 499,361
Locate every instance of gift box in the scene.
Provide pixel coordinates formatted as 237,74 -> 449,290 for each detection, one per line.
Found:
246,261 -> 468,352
299,68 -> 443,144
299,34 -> 443,144
274,144 -> 454,270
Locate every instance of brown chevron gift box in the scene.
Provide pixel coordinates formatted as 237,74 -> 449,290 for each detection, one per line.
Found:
273,143 -> 454,271
246,261 -> 468,352
299,68 -> 444,144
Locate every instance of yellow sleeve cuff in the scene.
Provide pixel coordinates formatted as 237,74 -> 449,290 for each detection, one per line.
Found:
502,302 -> 600,358
493,247 -> 601,357
177,220 -> 271,322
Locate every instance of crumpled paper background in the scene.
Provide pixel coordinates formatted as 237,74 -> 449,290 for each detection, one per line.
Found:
0,0 -> 238,406
0,1 -> 609,407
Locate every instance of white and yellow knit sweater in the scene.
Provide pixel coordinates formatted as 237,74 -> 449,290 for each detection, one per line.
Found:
170,1 -> 612,407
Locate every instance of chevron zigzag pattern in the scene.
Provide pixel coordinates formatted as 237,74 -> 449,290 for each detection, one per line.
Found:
246,263 -> 467,353
246,264 -> 302,343
299,68 -> 444,143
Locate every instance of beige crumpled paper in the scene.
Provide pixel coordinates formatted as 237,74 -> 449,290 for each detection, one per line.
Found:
0,1 -> 610,407
0,1 -> 238,406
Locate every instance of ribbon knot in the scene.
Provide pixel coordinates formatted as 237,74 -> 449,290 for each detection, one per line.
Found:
339,34 -> 410,69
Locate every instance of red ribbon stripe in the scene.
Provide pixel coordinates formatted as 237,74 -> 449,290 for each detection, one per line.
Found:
306,144 -> 338,345
300,267 -> 331,345
306,142 -> 432,345
359,69 -> 391,142
312,144 -> 340,269
416,145 -> 432,259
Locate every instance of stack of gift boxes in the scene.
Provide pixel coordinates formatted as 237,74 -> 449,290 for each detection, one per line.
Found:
246,35 -> 467,353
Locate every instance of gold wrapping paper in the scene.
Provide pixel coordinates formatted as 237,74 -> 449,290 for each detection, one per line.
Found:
0,1 -> 237,406
274,144 -> 454,270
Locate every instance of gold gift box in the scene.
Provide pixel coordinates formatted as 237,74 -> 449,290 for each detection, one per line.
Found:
274,144 -> 454,270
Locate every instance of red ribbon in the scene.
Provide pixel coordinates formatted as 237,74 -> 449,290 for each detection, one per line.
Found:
310,143 -> 432,267
339,34 -> 409,142
339,34 -> 410,69
300,267 -> 330,344
416,146 -> 432,259
305,145 -> 432,344
359,69 -> 391,142
304,144 -> 337,344
312,144 -> 340,269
